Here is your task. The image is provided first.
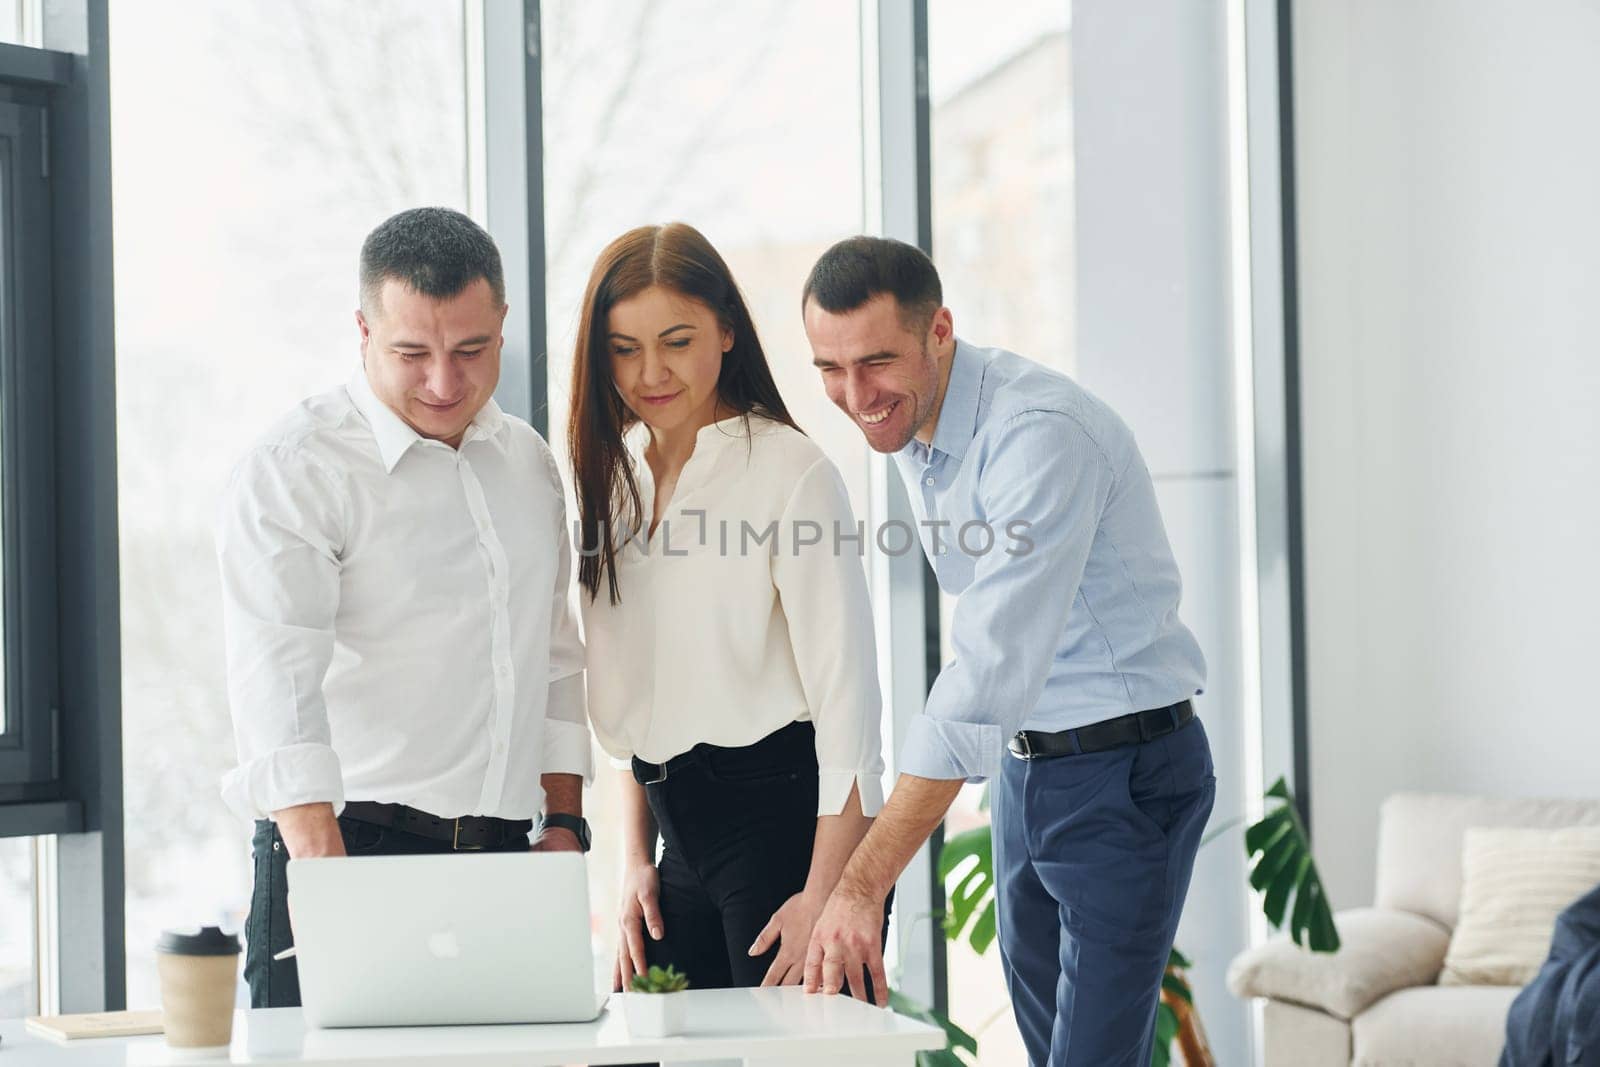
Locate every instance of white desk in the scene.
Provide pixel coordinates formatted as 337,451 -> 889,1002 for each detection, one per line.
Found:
0,988 -> 943,1067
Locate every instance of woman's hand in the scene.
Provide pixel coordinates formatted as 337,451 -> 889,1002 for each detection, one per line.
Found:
750,889 -> 828,986
613,861 -> 664,992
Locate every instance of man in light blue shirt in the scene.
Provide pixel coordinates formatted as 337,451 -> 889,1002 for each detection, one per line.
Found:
800,236 -> 1215,1066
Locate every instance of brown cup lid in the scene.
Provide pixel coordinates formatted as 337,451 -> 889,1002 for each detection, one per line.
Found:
156,926 -> 241,956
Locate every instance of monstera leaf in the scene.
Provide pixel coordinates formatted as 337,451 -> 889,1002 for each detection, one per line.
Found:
1151,947 -> 1193,1067
1152,1000 -> 1181,1067
937,824 -> 998,955
1245,777 -> 1341,952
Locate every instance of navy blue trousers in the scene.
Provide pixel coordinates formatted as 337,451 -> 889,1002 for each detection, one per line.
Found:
993,716 -> 1215,1067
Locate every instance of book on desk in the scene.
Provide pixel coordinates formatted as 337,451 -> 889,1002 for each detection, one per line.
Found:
24,1009 -> 165,1042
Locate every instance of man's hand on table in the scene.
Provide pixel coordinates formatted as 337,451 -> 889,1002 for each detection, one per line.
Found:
801,774 -> 966,1008
804,879 -> 889,1007
272,802 -> 346,859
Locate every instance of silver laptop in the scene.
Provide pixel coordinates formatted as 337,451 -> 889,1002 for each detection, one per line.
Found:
286,852 -> 608,1028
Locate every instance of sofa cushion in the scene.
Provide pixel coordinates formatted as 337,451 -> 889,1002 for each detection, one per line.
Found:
1352,984 -> 1518,1066
1376,794 -> 1600,930
1227,907 -> 1451,1020
1263,1000 -> 1350,1067
1440,826 -> 1600,986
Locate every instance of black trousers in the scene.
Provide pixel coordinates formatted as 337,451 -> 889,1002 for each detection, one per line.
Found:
637,721 -> 892,993
243,815 -> 529,1008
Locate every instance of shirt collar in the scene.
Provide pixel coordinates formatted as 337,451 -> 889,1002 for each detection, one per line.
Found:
911,338 -> 983,465
346,366 -> 510,474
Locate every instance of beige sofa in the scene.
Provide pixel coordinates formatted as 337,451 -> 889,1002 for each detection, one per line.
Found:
1227,793 -> 1600,1066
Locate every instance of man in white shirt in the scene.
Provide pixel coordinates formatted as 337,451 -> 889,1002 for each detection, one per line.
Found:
218,207 -> 593,1008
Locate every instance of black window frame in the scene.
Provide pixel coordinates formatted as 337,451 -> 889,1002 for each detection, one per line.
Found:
0,91 -> 61,795
0,13 -> 125,1012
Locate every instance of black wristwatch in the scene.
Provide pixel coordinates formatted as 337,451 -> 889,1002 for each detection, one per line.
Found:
537,812 -> 591,852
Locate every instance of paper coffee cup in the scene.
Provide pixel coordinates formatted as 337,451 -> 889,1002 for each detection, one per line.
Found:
155,926 -> 241,1049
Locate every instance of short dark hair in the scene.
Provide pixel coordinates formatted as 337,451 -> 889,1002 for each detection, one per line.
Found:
359,207 -> 505,315
801,235 -> 942,330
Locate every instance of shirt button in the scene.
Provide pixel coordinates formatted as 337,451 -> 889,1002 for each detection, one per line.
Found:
496,663 -> 510,678
924,476 -> 935,486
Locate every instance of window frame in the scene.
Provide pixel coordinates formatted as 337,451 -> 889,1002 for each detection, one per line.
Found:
0,92 -> 61,794
0,2 -> 126,1014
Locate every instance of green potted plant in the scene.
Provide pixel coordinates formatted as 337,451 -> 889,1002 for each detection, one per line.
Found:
624,964 -> 691,1038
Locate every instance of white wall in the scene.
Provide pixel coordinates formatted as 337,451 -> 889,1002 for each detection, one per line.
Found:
1294,0 -> 1600,910
1073,3 -> 1253,1062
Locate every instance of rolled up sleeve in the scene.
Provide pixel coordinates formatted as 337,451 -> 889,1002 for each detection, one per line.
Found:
216,447 -> 347,821
771,458 -> 887,816
897,411 -> 1114,783
543,676 -> 594,783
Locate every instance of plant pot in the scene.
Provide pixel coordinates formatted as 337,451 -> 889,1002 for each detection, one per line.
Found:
622,990 -> 688,1038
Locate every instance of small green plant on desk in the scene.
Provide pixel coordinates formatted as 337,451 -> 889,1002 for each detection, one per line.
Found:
629,965 -> 691,994
623,965 -> 692,1038
901,774 -> 1341,1066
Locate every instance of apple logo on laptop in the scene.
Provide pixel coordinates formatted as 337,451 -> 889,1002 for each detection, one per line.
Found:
427,931 -> 462,960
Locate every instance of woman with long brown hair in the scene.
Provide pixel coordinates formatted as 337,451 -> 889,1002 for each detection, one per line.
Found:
568,223 -> 886,997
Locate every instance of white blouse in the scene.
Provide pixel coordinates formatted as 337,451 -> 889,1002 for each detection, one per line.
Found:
581,414 -> 885,817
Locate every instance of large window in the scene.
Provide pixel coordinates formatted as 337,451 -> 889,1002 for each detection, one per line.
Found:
930,1 -> 1073,373
0,6 -> 1273,1056
540,0 -> 871,963
109,0 -> 471,1008
929,2 -> 1071,1062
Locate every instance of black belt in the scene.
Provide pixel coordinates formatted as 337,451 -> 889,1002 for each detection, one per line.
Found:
1008,700 -> 1195,761
340,801 -> 532,851
631,748 -> 700,787
632,720 -> 814,786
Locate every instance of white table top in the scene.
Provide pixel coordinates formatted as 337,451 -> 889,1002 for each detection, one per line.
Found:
0,988 -> 944,1066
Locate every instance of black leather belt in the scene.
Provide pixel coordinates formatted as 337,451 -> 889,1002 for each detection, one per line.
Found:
632,720 -> 815,786
1008,700 -> 1196,761
631,748 -> 699,786
340,801 -> 532,851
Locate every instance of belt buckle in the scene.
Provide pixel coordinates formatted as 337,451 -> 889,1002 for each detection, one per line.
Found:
1011,732 -> 1035,761
640,762 -> 668,786
452,818 -> 485,851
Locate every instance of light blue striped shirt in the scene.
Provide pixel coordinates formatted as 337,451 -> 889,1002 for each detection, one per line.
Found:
893,340 -> 1206,782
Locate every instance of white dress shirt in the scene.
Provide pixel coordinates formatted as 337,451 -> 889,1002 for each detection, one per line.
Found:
217,368 -> 592,823
581,414 -> 885,817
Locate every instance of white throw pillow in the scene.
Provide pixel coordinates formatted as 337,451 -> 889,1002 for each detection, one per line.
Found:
1226,907 -> 1451,1020
1440,826 -> 1600,986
